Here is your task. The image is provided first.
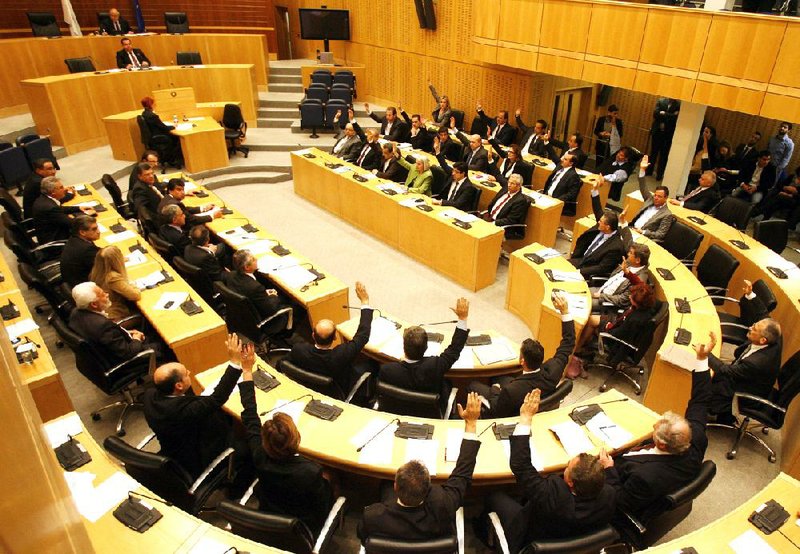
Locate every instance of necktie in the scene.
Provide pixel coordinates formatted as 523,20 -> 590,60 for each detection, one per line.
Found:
683,186 -> 704,201
357,145 -> 369,166
448,180 -> 460,201
490,193 -> 512,219
129,51 -> 139,68
114,21 -> 120,32
584,232 -> 605,258
736,344 -> 753,363
466,150 -> 474,166
743,146 -> 751,159
547,169 -> 565,195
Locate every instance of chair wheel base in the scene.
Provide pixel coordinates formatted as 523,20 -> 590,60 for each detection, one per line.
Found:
56,340 -> 64,348
35,306 -> 43,314
117,429 -> 126,437
726,451 -> 737,460
768,454 -> 776,463
91,412 -> 101,421
599,384 -> 608,392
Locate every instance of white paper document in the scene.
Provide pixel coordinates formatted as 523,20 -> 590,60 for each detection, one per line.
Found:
124,249 -> 148,267
272,265 -> 317,289
549,421 -> 595,457
257,255 -> 300,274
352,418 -> 397,466
246,240 -> 278,256
376,183 -> 405,194
267,398 -> 305,424
97,223 -> 109,233
424,340 -> 443,357
382,333 -> 406,360
105,230 -> 137,244
6,318 -> 39,341
332,165 -> 351,174
64,470 -> 138,522
368,317 -> 402,347
224,229 -> 259,246
188,536 -> 237,554
501,438 -> 545,471
439,209 -> 478,223
445,429 -> 464,463
183,181 -> 198,193
135,270 -> 166,289
473,341 -> 516,366
659,343 -> 698,371
293,148 -> 313,155
356,172 -> 377,180
406,439 -> 439,476
534,247 -> 561,259
78,200 -> 99,208
729,529 -> 777,554
453,345 -> 476,369
549,270 -> 585,282
585,412 -> 633,449
175,123 -> 193,131
44,413 -> 83,447
154,291 -> 188,310
399,197 -> 425,208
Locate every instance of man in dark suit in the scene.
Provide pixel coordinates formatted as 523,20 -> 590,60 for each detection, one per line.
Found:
400,110 -> 433,152
379,298 -> 469,397
69,282 -> 163,367
594,105 -> 623,166
366,104 -> 409,143
669,171 -> 721,213
732,131 -> 762,170
619,155 -> 674,244
184,225 -> 228,282
484,175 -> 530,239
476,103 -> 516,146
432,158 -> 478,212
597,146 -> 634,202
454,131 -> 489,171
732,151 -> 776,205
483,390 -> 618,553
32,177 -> 93,245
101,8 -> 132,35
330,115 -> 363,163
289,281 -> 373,394
116,37 -> 151,69
60,216 -> 100,289
128,150 -> 162,193
548,132 -> 588,169
351,120 -> 382,171
143,333 -> 246,478
158,178 -> 221,226
515,111 -> 555,159
358,392 -> 482,544
569,184 -> 626,280
374,143 -> 408,182
23,158 -> 58,218
436,127 -> 463,163
159,204 -> 191,253
648,98 -> 680,181
223,250 -> 292,332
469,292 -> 573,418
542,154 -> 583,216
129,162 -> 163,217
604,333 -> 713,522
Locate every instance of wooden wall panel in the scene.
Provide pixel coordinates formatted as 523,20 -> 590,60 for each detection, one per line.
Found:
693,80 -> 766,115
500,0 -> 543,46
539,1 -> 592,53
633,70 -> 697,101
770,26 -> 800,89
585,5 -> 646,62
638,10 -> 709,71
474,0 -> 501,40
699,17 -> 785,82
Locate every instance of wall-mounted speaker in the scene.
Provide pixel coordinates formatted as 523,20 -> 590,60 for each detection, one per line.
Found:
414,0 -> 437,30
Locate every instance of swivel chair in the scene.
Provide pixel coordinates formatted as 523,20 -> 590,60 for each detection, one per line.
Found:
164,12 -> 190,34
27,12 -> 61,37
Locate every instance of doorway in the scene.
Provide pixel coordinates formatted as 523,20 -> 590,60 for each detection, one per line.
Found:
550,86 -> 593,144
275,6 -> 292,60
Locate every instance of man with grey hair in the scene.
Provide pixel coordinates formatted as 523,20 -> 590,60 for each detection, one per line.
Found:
599,331 -> 715,521
669,170 -> 720,213
32,176 -> 95,244
159,203 -> 190,253
330,111 -> 363,163
455,131 -> 489,171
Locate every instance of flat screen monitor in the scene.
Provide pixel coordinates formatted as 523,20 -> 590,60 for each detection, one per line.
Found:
299,9 -> 350,41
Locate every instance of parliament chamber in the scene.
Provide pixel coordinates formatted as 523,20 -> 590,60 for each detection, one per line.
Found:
2,0 -> 800,552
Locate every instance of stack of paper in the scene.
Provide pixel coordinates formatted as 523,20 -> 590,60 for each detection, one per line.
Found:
405,439 -> 439,476
473,341 -> 516,366
585,412 -> 633,449
400,197 -> 425,208
382,333 -> 405,360
534,247 -> 561,260
272,265 -> 317,289
175,123 -> 193,131
154,291 -> 188,310
453,346 -> 476,369
134,270 -> 166,289
267,398 -> 305,424
377,183 -> 405,194
294,148 -> 313,155
257,255 -> 299,274
729,530 -> 778,554
445,429 -> 464,462
124,249 -> 148,268
246,240 -> 278,256
63,471 -> 138,522
78,200 -> 99,209
183,181 -> 198,193
97,223 -> 109,234
563,292 -> 589,317
424,340 -> 443,357
550,421 -> 595,457
332,166 -> 351,174
351,419 -> 397,466
358,172 -> 377,181
225,230 -> 259,246
44,413 -> 83,447
660,343 -> 699,370
368,317 -> 402,347
105,230 -> 137,243
6,318 -> 40,341
549,270 -> 584,282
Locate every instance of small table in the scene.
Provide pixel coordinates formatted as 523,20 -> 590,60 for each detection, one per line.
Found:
171,116 -> 229,174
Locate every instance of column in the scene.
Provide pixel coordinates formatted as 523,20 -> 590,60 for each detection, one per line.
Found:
662,102 -> 706,196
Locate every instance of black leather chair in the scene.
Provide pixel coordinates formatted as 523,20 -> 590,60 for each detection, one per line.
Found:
18,262 -> 74,322
306,83 -> 329,103
709,350 -> 800,463
104,435 -> 234,514
326,99 -> 349,130
588,300 -> 668,395
450,109 -> 465,131
469,116 -> 488,140
694,244 -> 740,305
299,99 -> 325,138
217,482 -> 347,554
222,104 -> 249,158
716,279 -> 777,347
97,11 -> 110,30
539,379 -> 573,411
64,57 -> 96,73
430,165 -> 448,198
660,220 -> 703,265
0,188 -> 33,229
51,315 -> 154,436
3,225 -> 63,284
27,12 -> 61,37
615,460 -> 717,549
0,146 -> 32,193
18,134 -> 60,170
136,205 -> 160,242
172,256 -> 224,315
277,358 -> 371,403
176,51 -> 202,65
164,11 -> 190,34
213,281 -> 293,356
359,506 -> 464,553
374,381 -> 458,419
149,232 -> 179,264
753,218 -> 789,254
488,516 -> 620,554
330,83 -> 353,105
311,69 -> 333,88
713,196 -> 754,230
136,115 -> 175,167
101,174 -> 134,219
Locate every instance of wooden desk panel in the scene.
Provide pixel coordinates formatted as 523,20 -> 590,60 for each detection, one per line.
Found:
171,116 -> 229,174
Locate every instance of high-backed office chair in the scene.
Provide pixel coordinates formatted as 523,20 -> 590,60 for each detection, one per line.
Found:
176,51 -> 202,65
27,12 -> 61,37
0,142 -> 12,152
332,71 -> 356,97
172,256 -> 224,315
374,381 -> 458,419
694,244 -> 740,304
305,83 -> 329,103
716,279 -> 777,347
64,57 -> 96,74
0,187 -> 31,228
714,196 -> 754,231
299,99 -> 325,138
104,435 -> 234,513
660,220 -> 703,266
615,460 -> 717,549
3,226 -> 63,285
136,115 -> 174,167
18,134 -> 60,170
100,174 -> 133,219
330,83 -> 353,105
17,262 -> 74,321
450,109 -> 465,131
222,104 -> 249,158
539,379 -> 573,412
359,507 -> 464,554
326,99 -> 349,130
164,11 -> 190,34
276,359 -> 371,403
0,146 -> 32,193
213,281 -> 293,356
709,350 -> 800,463
430,165 -> 448,198
488,518 -> 620,554
96,11 -> 110,29
311,69 -> 333,88
136,205 -> 159,242
753,219 -> 789,254
149,232 -> 179,264
51,315 -> 154,436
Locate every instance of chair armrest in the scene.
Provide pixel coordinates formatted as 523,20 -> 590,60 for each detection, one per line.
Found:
456,507 -> 465,554
589,275 -> 607,284
257,306 -> 293,332
103,348 -> 155,382
136,432 -> 156,450
598,332 -> 638,352
444,387 -> 459,420
720,322 -> 750,331
20,217 -> 35,230
313,496 -> 347,554
116,314 -> 143,327
703,285 -> 727,295
733,392 -> 786,415
240,478 -> 259,505
487,512 -> 511,554
497,223 -> 527,230
708,295 -> 738,304
188,447 -> 235,494
32,240 -> 66,254
345,372 -> 372,404
620,509 -> 647,535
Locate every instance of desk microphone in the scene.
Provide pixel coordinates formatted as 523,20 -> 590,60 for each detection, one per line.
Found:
656,258 -> 684,281
687,198 -> 724,225
729,223 -> 751,250
110,218 -> 127,233
674,292 -> 712,314
128,490 -> 173,507
478,421 -> 498,438
356,418 -> 401,452
260,394 -> 313,417
767,263 -> 799,280
342,306 -> 399,328
674,310 -> 691,346
417,319 -> 458,326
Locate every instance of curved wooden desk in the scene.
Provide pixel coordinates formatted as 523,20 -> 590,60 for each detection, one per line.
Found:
336,313 -> 521,379
197,358 -> 659,485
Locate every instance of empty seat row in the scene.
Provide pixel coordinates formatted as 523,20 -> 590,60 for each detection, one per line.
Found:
299,99 -> 352,138
310,69 -> 356,92
27,11 -> 189,37
305,82 -> 353,104
0,135 -> 59,192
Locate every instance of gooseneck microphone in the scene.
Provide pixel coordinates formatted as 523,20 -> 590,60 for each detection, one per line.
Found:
356,418 -> 401,452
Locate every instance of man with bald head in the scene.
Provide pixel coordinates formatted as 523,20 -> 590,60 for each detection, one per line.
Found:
600,332 -> 714,522
288,282 -> 373,395
100,8 -> 132,35
455,131 -> 489,171
331,111 -> 363,163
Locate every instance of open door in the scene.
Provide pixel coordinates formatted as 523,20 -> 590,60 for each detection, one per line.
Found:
550,86 -> 593,144
275,6 -> 292,60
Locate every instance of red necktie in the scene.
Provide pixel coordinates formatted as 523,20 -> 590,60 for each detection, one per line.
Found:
490,193 -> 512,219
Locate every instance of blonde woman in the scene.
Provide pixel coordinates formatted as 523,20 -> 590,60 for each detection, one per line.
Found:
89,246 -> 141,321
428,79 -> 453,126
394,146 -> 433,196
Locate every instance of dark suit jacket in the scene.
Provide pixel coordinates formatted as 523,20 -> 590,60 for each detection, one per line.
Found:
184,244 -> 225,282
223,270 -> 282,322
733,143 -> 760,170
116,47 -> 150,69
440,178 -> 479,212
455,132 -> 489,171
69,308 -> 146,367
570,194 -> 625,279
143,364 -> 239,478
158,195 -> 212,226
60,236 -> 100,289
738,160 -> 777,195
141,108 -> 173,138
650,98 -> 680,136
438,137 -> 463,164
23,173 -> 45,218
549,139 -> 588,169
368,113 -> 410,143
159,224 -> 191,253
486,189 -> 530,239
507,433 -> 617,551
130,180 -> 162,216
288,307 -> 374,393
610,370 -> 711,521
477,109 -> 516,146
358,439 -> 481,543
32,195 -> 80,244
401,111 -> 433,152
488,138 -> 532,187
379,327 -> 468,396
351,121 -> 382,171
239,381 -> 332,534
682,185 -> 720,213
542,166 -> 582,216
489,319 -> 575,418
375,157 -> 408,182
331,134 -> 363,163
516,116 -> 555,159
594,116 -> 624,155
628,172 -> 674,242
101,16 -> 131,35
